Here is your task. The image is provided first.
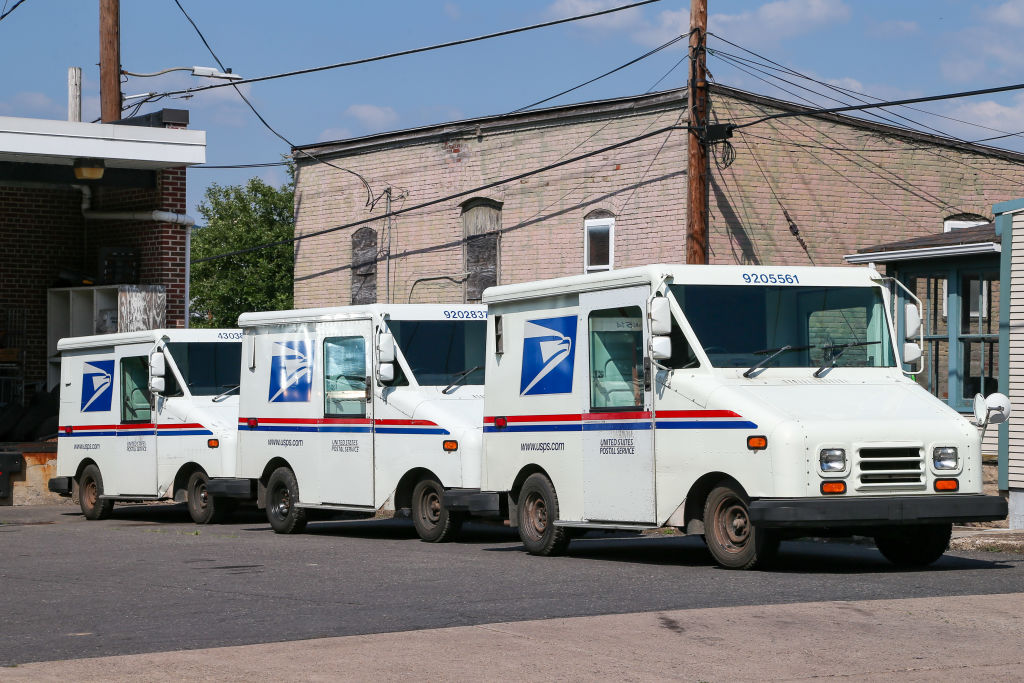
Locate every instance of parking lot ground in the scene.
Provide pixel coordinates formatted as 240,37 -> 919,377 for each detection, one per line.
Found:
2,504 -> 1023,679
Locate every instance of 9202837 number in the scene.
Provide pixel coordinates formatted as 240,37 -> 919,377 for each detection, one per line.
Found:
742,273 -> 799,284
443,310 -> 487,319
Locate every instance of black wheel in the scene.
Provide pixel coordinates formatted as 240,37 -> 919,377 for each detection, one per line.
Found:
703,483 -> 779,569
874,523 -> 952,567
265,467 -> 307,534
411,477 -> 463,542
187,471 -> 235,524
78,464 -> 114,520
517,473 -> 570,556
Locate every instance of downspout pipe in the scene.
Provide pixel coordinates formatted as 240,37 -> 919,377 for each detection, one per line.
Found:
75,185 -> 195,226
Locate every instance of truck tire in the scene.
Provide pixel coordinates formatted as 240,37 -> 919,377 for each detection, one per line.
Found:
79,464 -> 114,521
517,473 -> 570,556
187,471 -> 234,524
874,523 -> 952,567
411,477 -> 463,542
265,467 -> 307,534
703,483 -> 778,569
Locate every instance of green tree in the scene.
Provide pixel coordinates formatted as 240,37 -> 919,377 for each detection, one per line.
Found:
190,171 -> 294,328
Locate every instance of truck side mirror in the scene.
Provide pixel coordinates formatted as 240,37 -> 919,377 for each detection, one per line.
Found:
975,392 -> 1012,427
149,376 -> 165,394
149,352 -> 165,378
903,342 -> 922,364
651,335 -> 672,361
650,297 -> 672,336
377,362 -> 395,384
378,332 -> 395,364
904,303 -> 922,339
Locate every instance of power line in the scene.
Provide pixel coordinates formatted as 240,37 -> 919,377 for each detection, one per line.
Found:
193,123 -> 688,264
0,0 -> 27,22
171,0 -> 374,205
152,0 -> 663,99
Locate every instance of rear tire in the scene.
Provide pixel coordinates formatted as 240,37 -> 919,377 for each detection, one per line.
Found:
517,473 -> 570,556
265,467 -> 307,534
79,464 -> 114,521
411,477 -> 463,542
875,523 -> 952,567
187,471 -> 234,524
703,483 -> 778,569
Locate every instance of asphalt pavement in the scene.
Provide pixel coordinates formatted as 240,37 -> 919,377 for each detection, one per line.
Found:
1,502 -> 1022,672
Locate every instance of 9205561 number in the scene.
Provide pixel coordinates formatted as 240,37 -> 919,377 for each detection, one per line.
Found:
742,273 -> 799,284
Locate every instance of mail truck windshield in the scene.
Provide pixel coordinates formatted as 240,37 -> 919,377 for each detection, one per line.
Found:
385,320 -> 487,385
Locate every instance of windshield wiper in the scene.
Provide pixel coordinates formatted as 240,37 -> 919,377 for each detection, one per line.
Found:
813,341 -> 880,377
212,384 -> 240,402
743,345 -> 813,378
441,365 -> 483,394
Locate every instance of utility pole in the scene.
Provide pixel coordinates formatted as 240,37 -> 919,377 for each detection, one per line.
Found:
99,0 -> 121,122
68,67 -> 82,122
685,0 -> 709,264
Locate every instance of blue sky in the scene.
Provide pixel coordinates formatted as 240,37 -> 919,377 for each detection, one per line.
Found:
3,0 -> 1024,220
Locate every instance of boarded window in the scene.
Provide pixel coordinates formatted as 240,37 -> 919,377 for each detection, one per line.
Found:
462,198 -> 501,303
351,227 -> 377,305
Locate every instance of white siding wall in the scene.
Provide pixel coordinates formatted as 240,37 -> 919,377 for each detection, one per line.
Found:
1007,212 -> 1024,488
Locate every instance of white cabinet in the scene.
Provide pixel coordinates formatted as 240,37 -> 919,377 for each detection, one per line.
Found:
47,285 -> 165,389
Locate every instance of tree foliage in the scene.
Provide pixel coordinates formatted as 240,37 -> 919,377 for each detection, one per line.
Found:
190,172 -> 294,328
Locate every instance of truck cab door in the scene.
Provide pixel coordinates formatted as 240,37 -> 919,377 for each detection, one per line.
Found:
318,321 -> 374,506
579,287 -> 657,524
108,345 -> 158,495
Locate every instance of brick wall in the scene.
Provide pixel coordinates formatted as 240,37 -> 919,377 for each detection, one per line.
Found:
0,167 -> 188,392
292,89 -> 1024,308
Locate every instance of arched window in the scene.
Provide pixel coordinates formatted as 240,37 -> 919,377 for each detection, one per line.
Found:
461,198 -> 501,302
584,209 -> 615,273
351,226 -> 377,305
943,213 -> 989,232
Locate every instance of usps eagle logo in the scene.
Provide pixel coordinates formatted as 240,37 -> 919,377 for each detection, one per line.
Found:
269,341 -> 313,403
81,360 -> 114,412
520,315 -> 577,396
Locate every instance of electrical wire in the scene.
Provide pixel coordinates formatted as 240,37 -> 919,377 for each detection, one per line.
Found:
193,123 -> 688,264
0,0 -> 26,22
153,1 -> 663,99
171,0 -> 374,206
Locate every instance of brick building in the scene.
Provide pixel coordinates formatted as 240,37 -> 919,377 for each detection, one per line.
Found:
0,109 -> 205,401
290,85 -> 1024,309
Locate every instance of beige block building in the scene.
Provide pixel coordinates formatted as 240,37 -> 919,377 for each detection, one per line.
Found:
291,85 -> 1024,307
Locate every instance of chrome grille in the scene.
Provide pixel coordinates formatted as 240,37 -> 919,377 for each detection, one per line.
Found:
855,447 -> 924,490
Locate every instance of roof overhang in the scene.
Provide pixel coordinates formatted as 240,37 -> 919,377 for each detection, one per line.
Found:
0,115 -> 205,169
844,242 -> 1001,264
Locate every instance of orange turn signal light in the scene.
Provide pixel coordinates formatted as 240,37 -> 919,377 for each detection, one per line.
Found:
443,440 -> 458,452
207,439 -> 219,449
747,435 -> 768,451
821,481 -> 846,495
934,478 -> 959,492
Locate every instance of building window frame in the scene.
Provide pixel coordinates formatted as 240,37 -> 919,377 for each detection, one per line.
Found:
584,216 -> 614,273
896,257 -> 1000,413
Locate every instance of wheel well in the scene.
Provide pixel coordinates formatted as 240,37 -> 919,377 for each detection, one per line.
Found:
509,464 -> 550,504
74,458 -> 98,481
172,463 -> 207,502
684,473 -> 744,526
392,468 -> 439,510
260,457 -> 292,485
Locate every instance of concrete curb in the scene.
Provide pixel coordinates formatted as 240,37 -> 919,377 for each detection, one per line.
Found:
950,527 -> 1024,553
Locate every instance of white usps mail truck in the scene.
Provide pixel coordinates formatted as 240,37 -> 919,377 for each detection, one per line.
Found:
475,264 -> 1009,568
208,304 -> 491,539
48,329 -> 244,523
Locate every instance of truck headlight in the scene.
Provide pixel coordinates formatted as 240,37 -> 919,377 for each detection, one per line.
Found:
819,448 -> 846,472
932,447 -> 958,470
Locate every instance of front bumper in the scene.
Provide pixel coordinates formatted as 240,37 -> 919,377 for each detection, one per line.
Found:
749,494 -> 1007,529
48,476 -> 73,497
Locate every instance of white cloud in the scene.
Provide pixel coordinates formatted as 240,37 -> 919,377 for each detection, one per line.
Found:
344,104 -> 399,132
708,0 -> 850,45
947,94 -> 1024,136
0,91 -> 64,119
985,0 -> 1024,27
443,2 -> 460,20
546,0 -> 646,31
